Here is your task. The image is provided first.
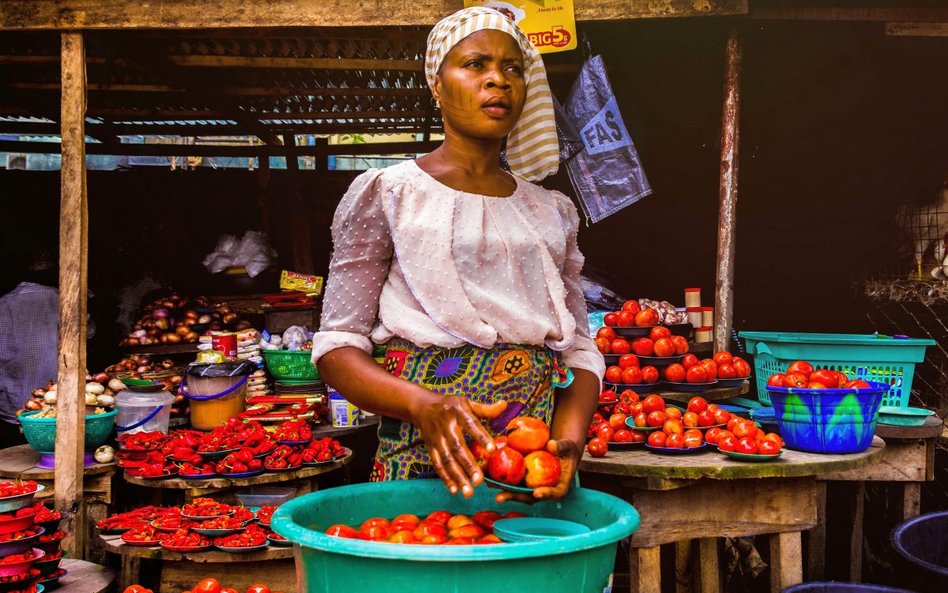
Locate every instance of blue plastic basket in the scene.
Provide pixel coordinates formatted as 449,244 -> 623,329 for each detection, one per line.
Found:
739,331 -> 934,407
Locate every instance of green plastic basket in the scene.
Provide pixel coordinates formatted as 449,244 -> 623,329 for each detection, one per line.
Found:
740,331 -> 934,407
262,349 -> 319,381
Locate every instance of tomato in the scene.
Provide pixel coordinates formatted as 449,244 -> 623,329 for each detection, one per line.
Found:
596,424 -> 615,442
619,389 -> 639,404
487,447 -> 526,484
665,434 -> 685,448
718,435 -> 738,452
617,310 -> 635,327
736,437 -> 759,454
604,366 -> 623,384
632,338 -> 654,356
762,433 -> 784,449
586,437 -> 608,457
844,379 -> 871,389
835,370 -> 849,386
683,429 -> 703,448
681,353 -> 699,369
687,397 -> 708,414
609,413 -> 628,432
630,402 -> 644,416
697,410 -> 716,427
712,351 -> 733,366
671,335 -> 690,355
596,326 -> 618,341
621,299 -> 641,315
618,354 -> 639,369
664,363 -> 686,383
446,514 -> 474,530
595,337 -> 611,354
653,337 -> 676,357
732,358 -> 751,378
603,313 -> 619,327
632,413 -> 647,428
629,430 -> 646,443
732,421 -> 757,440
786,360 -> 814,376
195,579 -> 222,593
646,410 -> 667,427
683,411 -> 699,427
391,514 -> 421,531
767,373 -> 786,388
649,326 -> 672,341
124,587 -> 148,593
478,534 -> 503,544
662,419 -> 683,435
641,365 -> 660,384
686,366 -> 708,383
807,382 -> 826,389
389,530 -> 418,544
472,510 -> 501,529
758,440 -> 780,455
611,338 -> 632,355
613,429 -> 633,443
246,585 -> 271,593
505,416 -> 551,454
642,395 -> 666,414
783,372 -> 808,388
360,517 -> 390,531
647,431 -> 667,447
413,521 -> 447,541
705,427 -> 723,445
717,364 -> 736,379
621,366 -> 643,385
713,408 -> 732,425
635,308 -> 659,327
599,389 -> 618,403
664,407 -> 682,420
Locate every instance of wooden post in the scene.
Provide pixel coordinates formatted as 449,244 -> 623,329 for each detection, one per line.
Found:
770,532 -> 803,592
714,27 -> 742,352
630,546 -> 662,593
55,30 -> 88,560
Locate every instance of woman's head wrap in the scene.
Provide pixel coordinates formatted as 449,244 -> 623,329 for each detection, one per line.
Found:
425,6 -> 559,182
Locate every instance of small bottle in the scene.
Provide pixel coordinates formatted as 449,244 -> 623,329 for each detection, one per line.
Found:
701,307 -> 714,328
684,288 -> 701,309
695,327 -> 714,343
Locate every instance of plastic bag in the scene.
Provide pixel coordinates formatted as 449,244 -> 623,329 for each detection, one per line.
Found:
564,54 -> 652,224
281,326 -> 309,351
202,231 -> 277,278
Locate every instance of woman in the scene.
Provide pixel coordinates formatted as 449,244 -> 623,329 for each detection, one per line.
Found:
312,7 -> 604,501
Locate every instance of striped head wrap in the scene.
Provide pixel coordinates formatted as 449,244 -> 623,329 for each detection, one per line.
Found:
425,6 -> 559,182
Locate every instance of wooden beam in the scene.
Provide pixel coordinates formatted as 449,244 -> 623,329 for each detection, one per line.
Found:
167,55 -> 422,70
55,30 -> 88,562
886,22 -> 948,36
714,27 -> 742,353
0,139 -> 440,157
4,81 -> 430,97
0,119 -> 443,136
0,0 -> 747,30
750,2 -> 948,23
0,55 -> 106,64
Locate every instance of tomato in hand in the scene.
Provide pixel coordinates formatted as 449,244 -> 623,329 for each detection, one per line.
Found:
505,416 -> 551,454
487,447 -> 526,484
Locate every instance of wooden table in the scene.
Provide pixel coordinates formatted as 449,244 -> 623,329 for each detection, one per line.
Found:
813,416 -> 944,582
579,437 -> 885,593
54,559 -> 116,593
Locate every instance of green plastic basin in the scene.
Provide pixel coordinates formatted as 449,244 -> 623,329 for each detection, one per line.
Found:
19,409 -> 117,454
272,479 -> 640,593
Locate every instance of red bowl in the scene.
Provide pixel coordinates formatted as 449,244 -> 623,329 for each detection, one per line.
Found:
0,513 -> 37,536
0,548 -> 43,578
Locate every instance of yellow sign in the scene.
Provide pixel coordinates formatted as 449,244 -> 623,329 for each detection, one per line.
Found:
464,0 -> 577,54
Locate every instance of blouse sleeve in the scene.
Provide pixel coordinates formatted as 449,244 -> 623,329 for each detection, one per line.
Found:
554,192 -> 606,381
311,169 -> 393,365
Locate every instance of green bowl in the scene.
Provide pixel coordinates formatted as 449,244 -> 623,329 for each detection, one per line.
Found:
877,406 -> 934,427
19,409 -> 117,454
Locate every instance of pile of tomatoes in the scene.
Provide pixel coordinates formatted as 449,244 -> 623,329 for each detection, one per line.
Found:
662,350 -> 752,384
767,360 -> 871,390
601,300 -> 660,329
470,417 -> 561,490
709,417 -> 783,456
0,481 -> 38,499
272,419 -> 313,443
124,578 -> 279,593
325,509 -> 526,545
212,523 -> 268,549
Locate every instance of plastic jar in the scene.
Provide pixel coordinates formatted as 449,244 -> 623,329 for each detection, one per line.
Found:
114,388 -> 174,434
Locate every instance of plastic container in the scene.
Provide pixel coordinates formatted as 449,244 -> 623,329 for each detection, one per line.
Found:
891,510 -> 948,593
185,362 -> 255,431
765,381 -> 887,454
739,331 -> 935,406
781,583 -> 920,593
272,479 -> 640,593
877,406 -> 935,427
328,388 -> 359,427
114,389 -> 174,434
262,350 -> 319,381
19,410 -> 117,455
234,486 -> 297,509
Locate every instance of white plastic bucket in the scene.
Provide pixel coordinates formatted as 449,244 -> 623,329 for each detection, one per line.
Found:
115,389 -> 174,434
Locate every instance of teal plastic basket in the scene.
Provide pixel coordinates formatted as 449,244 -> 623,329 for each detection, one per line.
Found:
739,331 -> 934,407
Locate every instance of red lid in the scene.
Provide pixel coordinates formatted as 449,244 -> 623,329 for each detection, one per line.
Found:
696,326 -> 714,331
684,288 -> 701,292
685,307 -> 703,312
700,306 -> 715,311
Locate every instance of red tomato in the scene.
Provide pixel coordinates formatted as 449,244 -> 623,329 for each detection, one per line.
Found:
586,437 -> 608,457
603,313 -> 619,327
596,326 -> 618,341
664,407 -> 682,420
672,335 -> 690,355
425,510 -> 453,525
683,429 -> 703,448
807,382 -> 827,389
712,351 -> 733,366
195,579 -> 222,593
705,427 -> 723,444
611,338 -> 632,355
618,354 -> 640,369
619,389 -> 640,404
835,370 -> 849,386
762,433 -> 784,449
662,419 -> 683,435
325,524 -> 358,538
596,424 -> 615,442
664,363 -> 686,383
621,300 -> 641,315
641,365 -> 660,384
697,410 -> 716,427
682,411 -> 698,428
732,358 -> 751,378
621,366 -> 643,385
686,366 -> 708,383
630,402 -> 644,416
487,447 -> 526,484
609,413 -> 628,432
505,416 -> 551,454
718,435 -> 739,452
629,430 -> 646,443
632,413 -> 647,428
632,338 -> 654,356
413,522 -> 447,542
246,585 -> 271,593
681,353 -> 699,369
665,434 -> 685,448
767,373 -> 786,387
717,364 -> 736,379
124,587 -> 148,593
732,421 -> 758,440
844,379 -> 871,389
523,450 -> 561,488
613,429 -> 633,443
758,440 -> 780,455
389,530 -> 418,544
736,437 -> 759,454
617,310 -> 635,327
604,366 -> 623,384
713,408 -> 732,425
642,394 -> 666,414
647,410 -> 667,427
786,360 -> 814,376
649,326 -> 672,341
595,337 -> 611,354
783,372 -> 808,388
647,431 -> 667,447
635,308 -> 659,327
599,389 -> 618,403
653,337 -> 676,357
687,397 -> 708,414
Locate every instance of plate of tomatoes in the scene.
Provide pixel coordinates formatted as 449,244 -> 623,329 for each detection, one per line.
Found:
36,568 -> 67,587
159,530 -> 212,553
0,483 -> 42,514
661,381 -> 716,393
192,516 -> 246,538
120,525 -> 161,547
635,354 -> 684,367
718,448 -> 784,462
180,499 -> 234,521
212,525 -> 268,552
645,442 -> 711,455
151,517 -> 192,533
266,533 -> 291,547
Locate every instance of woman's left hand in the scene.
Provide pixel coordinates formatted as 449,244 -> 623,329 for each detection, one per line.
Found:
493,438 -> 583,504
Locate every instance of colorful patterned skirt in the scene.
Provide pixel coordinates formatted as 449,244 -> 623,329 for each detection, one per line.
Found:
370,338 -> 564,482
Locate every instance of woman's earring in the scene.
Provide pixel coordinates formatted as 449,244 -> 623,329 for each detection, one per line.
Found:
434,97 -> 441,109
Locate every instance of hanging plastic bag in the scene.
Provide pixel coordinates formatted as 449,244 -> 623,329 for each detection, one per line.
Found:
564,54 -> 652,224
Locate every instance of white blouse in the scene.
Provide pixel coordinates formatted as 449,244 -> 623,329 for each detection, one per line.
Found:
311,160 -> 605,380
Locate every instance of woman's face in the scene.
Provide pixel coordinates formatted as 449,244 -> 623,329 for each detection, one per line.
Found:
433,29 -> 526,142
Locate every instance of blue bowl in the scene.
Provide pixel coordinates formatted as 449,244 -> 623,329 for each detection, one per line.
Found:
765,381 -> 887,454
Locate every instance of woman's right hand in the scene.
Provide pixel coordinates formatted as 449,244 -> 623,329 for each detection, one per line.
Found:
410,394 -> 507,498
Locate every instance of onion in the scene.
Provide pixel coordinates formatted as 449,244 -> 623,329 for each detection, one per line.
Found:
152,309 -> 169,319
32,388 -> 46,397
108,378 -> 126,392
165,333 -> 182,344
85,393 -> 98,406
176,325 -> 190,336
93,373 -> 110,384
155,318 -> 170,331
96,395 -> 114,407
184,331 -> 199,342
25,400 -> 42,411
184,310 -> 199,320
94,445 -> 114,464
198,315 -> 212,324
136,365 -> 150,374
44,391 -> 57,404
85,382 -> 105,395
